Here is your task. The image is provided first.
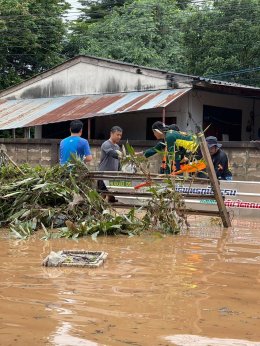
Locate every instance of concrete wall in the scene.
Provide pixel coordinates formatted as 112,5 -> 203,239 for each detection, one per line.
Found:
0,139 -> 59,166
0,139 -> 259,181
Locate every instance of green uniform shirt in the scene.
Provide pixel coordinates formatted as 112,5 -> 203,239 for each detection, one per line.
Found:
144,130 -> 192,173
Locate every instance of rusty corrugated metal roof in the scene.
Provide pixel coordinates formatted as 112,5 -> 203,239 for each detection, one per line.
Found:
0,89 -> 190,130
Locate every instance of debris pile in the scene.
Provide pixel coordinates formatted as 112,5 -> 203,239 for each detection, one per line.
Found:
0,156 -> 187,239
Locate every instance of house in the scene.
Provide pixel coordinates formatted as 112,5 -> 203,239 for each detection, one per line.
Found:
0,55 -> 260,179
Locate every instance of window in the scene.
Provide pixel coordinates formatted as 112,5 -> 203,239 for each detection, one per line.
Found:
203,105 -> 242,141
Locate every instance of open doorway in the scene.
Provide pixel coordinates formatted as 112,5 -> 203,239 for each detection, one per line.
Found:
203,105 -> 242,141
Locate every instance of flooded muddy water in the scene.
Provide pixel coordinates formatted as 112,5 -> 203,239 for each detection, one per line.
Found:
0,217 -> 260,346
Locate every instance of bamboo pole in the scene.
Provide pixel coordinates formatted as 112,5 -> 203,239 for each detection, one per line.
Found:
2,151 -> 25,176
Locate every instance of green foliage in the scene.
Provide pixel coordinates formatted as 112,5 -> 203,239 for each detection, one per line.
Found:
78,0 -> 131,24
175,0 -> 192,9
10,218 -> 37,239
0,153 -> 189,239
64,0 -> 260,86
65,0 -> 185,70
0,159 -> 144,238
0,0 -> 70,90
63,0 -> 133,57
122,141 -> 189,233
145,179 -> 187,234
182,0 -> 260,86
2,0 -> 259,89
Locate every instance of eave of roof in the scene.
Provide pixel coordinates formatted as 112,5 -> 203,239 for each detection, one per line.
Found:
0,88 -> 190,130
193,77 -> 260,98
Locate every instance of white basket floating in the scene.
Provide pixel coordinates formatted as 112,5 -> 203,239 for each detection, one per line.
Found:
42,250 -> 108,268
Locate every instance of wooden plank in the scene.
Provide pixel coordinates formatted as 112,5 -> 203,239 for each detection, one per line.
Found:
112,203 -> 221,216
90,170 -> 211,180
88,171 -> 161,177
88,171 -> 211,184
101,190 -> 218,199
198,133 -> 231,227
183,209 -> 221,216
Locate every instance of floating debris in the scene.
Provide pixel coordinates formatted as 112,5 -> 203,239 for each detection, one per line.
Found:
42,250 -> 108,268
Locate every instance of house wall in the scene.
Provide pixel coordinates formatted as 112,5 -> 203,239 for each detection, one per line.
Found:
193,90 -> 255,140
1,53 -> 258,141
166,90 -> 256,140
0,139 -> 259,181
1,60 -> 170,100
94,109 -> 163,140
93,91 -> 257,141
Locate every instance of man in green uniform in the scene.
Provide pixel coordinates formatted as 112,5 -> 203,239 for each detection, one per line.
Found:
141,121 -> 192,174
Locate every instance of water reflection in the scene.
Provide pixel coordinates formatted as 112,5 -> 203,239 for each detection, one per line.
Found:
51,322 -> 100,346
165,334 -> 260,345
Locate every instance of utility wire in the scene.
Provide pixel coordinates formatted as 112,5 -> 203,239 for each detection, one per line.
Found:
1,17 -> 260,36
209,67 -> 260,78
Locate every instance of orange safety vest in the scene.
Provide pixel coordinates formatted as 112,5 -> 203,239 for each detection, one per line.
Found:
160,144 -> 176,173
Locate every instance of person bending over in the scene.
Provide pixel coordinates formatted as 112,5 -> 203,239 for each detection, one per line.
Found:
139,121 -> 192,174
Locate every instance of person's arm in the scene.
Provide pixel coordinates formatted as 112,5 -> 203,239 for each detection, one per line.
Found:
212,151 -> 227,179
218,151 -> 232,179
218,154 -> 227,171
84,154 -> 92,163
102,142 -> 121,159
83,140 -> 92,163
144,141 -> 166,158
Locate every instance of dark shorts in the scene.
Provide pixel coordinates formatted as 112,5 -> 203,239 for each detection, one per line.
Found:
97,180 -> 108,192
97,180 -> 117,202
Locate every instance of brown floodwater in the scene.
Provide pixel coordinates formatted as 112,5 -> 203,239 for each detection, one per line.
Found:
0,216 -> 260,346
